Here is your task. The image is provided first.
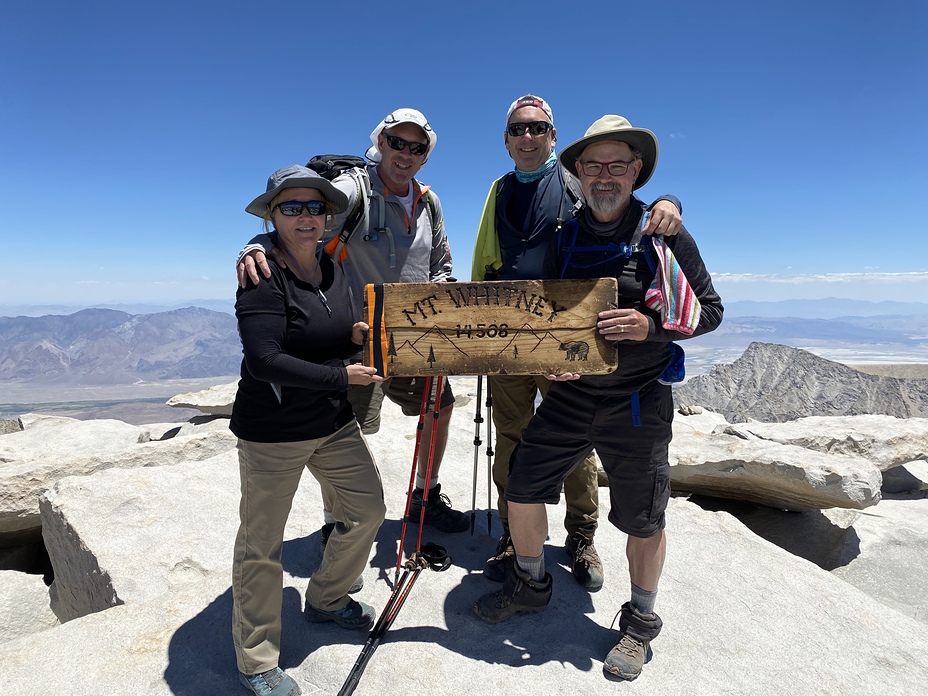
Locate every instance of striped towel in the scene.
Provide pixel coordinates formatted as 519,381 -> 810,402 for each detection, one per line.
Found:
644,236 -> 701,335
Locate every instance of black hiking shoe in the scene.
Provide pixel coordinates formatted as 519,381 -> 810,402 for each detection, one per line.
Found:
483,533 -> 514,582
603,602 -> 662,681
318,522 -> 364,594
408,484 -> 469,533
565,531 -> 604,591
304,597 -> 375,631
473,562 -> 552,624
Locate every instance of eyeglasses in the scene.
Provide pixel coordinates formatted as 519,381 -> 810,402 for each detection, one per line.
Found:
384,134 -> 429,156
578,160 -> 636,177
274,200 -> 327,217
506,121 -> 553,137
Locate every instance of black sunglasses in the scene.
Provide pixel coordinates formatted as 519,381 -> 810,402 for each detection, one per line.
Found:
506,121 -> 553,137
274,200 -> 327,217
384,134 -> 429,156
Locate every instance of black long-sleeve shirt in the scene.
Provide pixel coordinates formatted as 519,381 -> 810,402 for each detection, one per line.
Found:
544,197 -> 723,395
230,254 -> 362,442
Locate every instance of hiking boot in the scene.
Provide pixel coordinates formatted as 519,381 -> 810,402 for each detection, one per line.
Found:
319,522 -> 334,552
318,523 -> 364,594
408,484 -> 469,533
304,597 -> 375,631
603,602 -> 662,681
473,562 -> 552,624
483,533 -> 514,582
565,531 -> 604,591
239,667 -> 301,696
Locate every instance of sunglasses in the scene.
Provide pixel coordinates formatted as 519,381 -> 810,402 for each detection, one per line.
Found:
506,121 -> 553,137
384,134 -> 429,156
274,200 -> 327,217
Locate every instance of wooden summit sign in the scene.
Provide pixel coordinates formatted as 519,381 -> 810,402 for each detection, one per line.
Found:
364,278 -> 618,377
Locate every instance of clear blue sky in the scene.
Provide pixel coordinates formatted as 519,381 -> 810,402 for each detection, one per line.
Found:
2,0 -> 926,307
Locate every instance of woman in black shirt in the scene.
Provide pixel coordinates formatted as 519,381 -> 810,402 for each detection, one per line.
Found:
231,165 -> 386,696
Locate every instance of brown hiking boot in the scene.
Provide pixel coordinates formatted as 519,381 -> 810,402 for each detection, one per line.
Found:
483,533 -> 514,582
603,602 -> 662,681
565,531 -> 604,591
473,562 -> 552,624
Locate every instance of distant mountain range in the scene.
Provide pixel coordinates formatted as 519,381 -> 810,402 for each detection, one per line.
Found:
0,307 -> 240,386
1,301 -> 926,392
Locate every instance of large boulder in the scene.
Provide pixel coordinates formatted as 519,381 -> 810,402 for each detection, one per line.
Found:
0,570 -> 58,640
670,428 -> 882,511
0,416 -> 235,536
166,381 -> 238,416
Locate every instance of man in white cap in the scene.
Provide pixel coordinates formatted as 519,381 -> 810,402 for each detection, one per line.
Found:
238,108 -> 469,535
470,95 -> 685,591
473,114 -> 723,683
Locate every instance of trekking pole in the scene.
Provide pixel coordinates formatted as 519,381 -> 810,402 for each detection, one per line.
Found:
484,378 -> 494,537
470,376 -> 484,536
395,379 -> 432,583
415,375 -> 443,554
338,542 -> 452,696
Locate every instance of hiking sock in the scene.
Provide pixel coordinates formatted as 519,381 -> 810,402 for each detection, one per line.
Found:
415,475 -> 439,491
631,583 -> 658,615
516,553 -> 546,582
323,510 -> 336,525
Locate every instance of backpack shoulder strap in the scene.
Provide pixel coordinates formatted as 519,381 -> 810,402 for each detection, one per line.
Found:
324,167 -> 371,262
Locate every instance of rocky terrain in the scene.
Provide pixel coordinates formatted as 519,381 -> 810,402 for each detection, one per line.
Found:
2,351 -> 928,694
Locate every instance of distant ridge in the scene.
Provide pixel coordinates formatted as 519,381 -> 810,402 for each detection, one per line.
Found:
0,307 -> 240,385
674,342 -> 928,422
0,300 -> 234,318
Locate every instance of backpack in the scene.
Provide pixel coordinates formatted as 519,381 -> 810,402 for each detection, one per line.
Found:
307,154 -> 441,268
307,155 -> 372,263
554,216 -> 686,394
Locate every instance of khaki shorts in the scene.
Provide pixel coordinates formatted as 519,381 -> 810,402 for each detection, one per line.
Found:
348,377 -> 455,435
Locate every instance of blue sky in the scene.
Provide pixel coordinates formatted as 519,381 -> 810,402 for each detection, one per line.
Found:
2,0 -> 926,308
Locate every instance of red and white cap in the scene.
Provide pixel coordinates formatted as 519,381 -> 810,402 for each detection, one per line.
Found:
506,95 -> 554,125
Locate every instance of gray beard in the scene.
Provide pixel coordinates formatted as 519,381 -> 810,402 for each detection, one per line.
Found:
587,184 -> 625,216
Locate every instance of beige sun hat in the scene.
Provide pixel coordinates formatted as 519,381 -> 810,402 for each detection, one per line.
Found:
558,115 -> 658,189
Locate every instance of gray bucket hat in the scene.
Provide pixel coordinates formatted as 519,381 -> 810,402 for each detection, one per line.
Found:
558,115 -> 659,190
245,165 -> 349,217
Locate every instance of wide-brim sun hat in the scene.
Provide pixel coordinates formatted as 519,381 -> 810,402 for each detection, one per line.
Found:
365,107 -> 438,163
245,165 -> 349,217
558,115 -> 658,190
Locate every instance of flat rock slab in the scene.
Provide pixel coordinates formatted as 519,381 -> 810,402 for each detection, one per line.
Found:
670,429 -> 883,511
166,381 -> 238,416
724,415 -> 928,471
0,417 -> 235,535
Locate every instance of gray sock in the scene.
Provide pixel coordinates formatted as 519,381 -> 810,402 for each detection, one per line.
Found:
323,510 -> 336,525
516,553 -> 545,582
631,582 -> 658,615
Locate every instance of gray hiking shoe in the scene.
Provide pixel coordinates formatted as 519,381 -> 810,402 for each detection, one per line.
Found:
239,667 -> 301,696
603,602 -> 662,681
473,562 -> 551,624
304,597 -> 375,631
565,531 -> 604,591
318,523 -> 364,594
408,484 -> 469,534
483,533 -> 514,582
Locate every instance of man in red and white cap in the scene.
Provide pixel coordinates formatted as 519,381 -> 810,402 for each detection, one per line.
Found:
470,95 -> 685,593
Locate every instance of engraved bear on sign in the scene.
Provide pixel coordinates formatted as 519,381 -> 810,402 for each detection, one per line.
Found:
558,341 -> 589,362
